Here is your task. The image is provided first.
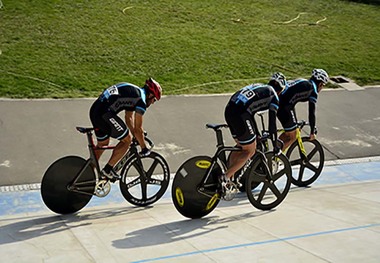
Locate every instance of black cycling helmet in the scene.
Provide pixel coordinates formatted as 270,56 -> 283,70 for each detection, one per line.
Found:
268,72 -> 286,92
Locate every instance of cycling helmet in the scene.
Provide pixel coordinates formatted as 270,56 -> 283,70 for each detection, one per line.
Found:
145,78 -> 162,100
268,72 -> 286,92
311,69 -> 329,84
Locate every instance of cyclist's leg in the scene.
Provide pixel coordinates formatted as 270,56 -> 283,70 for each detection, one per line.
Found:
224,107 -> 256,180
226,140 -> 256,179
277,106 -> 297,150
90,102 -> 111,160
101,112 -> 132,167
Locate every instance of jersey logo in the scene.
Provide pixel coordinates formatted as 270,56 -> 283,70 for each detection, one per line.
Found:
237,86 -> 256,103
102,85 -> 119,100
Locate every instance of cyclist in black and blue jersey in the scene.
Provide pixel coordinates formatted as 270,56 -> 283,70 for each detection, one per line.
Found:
277,69 -> 329,150
89,78 -> 162,179
222,77 -> 285,189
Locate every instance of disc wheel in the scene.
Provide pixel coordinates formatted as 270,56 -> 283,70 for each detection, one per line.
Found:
119,152 -> 170,206
286,137 -> 324,187
246,152 -> 291,210
41,156 -> 95,214
172,156 -> 222,219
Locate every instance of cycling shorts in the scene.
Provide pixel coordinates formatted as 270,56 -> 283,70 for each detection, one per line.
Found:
277,106 -> 297,132
89,100 -> 129,141
224,103 -> 256,145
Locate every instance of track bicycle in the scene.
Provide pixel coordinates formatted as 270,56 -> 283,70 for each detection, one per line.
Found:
171,123 -> 292,219
41,127 -> 170,214
256,111 -> 325,187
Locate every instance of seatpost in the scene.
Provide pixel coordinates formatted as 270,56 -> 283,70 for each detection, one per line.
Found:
215,129 -> 224,148
215,129 -> 228,164
86,131 -> 95,149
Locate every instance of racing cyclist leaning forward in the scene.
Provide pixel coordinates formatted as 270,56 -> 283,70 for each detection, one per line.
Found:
277,69 -> 329,151
89,78 -> 162,180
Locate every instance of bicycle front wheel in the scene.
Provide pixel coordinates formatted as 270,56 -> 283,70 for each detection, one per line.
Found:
246,152 -> 291,210
119,152 -> 170,206
41,156 -> 95,214
286,137 -> 325,187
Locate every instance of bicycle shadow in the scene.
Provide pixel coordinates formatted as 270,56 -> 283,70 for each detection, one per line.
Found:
112,208 -> 273,249
0,205 -> 151,245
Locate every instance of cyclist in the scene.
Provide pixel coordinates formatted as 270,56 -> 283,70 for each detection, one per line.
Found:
89,78 -> 162,179
223,80 -> 283,190
277,69 -> 329,150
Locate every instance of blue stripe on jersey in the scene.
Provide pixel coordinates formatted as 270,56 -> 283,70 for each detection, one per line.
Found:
239,135 -> 256,144
136,106 -> 146,113
310,80 -> 318,102
116,129 -> 129,140
282,79 -> 307,94
139,87 -> 147,104
270,103 -> 279,109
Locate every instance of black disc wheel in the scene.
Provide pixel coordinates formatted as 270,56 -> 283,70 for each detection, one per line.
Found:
286,137 -> 324,187
172,156 -> 222,219
246,152 -> 291,210
41,156 -> 95,214
119,152 -> 170,206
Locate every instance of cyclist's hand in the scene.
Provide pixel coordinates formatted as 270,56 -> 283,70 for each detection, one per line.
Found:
139,147 -> 151,157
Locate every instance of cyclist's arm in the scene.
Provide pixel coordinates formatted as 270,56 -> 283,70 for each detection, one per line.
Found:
125,111 -> 135,134
133,112 -> 147,149
308,101 -> 316,137
268,108 -> 278,147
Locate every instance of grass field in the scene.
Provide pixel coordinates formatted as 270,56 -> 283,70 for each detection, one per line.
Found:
0,0 -> 379,98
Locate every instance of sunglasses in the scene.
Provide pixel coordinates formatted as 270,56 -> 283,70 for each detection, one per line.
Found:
149,95 -> 157,102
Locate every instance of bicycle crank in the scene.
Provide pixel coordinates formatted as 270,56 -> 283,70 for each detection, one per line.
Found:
94,180 -> 111,197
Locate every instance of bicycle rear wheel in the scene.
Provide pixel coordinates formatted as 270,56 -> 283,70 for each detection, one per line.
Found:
172,156 -> 222,219
286,137 -> 324,187
41,156 -> 95,214
119,152 -> 170,206
246,152 -> 291,210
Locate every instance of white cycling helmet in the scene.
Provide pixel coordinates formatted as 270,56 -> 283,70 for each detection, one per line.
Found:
311,69 -> 329,84
269,72 -> 286,92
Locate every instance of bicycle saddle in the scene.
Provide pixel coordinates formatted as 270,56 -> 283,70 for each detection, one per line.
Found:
206,123 -> 229,130
76,127 -> 95,133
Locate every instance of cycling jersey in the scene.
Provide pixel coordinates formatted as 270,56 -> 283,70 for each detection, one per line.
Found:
225,84 -> 279,145
278,79 -> 318,132
229,84 -> 279,114
98,83 -> 147,115
90,83 -> 147,141
279,79 -> 318,107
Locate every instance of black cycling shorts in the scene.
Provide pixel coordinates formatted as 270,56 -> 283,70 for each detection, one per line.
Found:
224,103 -> 256,145
89,100 -> 129,141
277,106 -> 297,132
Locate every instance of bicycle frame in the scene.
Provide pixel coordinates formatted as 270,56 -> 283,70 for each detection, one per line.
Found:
257,112 -> 308,160
199,124 -> 273,195
67,127 -> 148,195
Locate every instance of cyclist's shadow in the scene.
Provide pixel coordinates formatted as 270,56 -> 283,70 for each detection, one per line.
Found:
0,206 -> 148,245
112,204 -> 273,249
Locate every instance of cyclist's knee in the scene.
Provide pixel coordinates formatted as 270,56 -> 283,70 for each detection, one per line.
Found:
241,141 -> 256,157
97,138 -> 110,147
281,130 -> 296,142
120,132 -> 132,144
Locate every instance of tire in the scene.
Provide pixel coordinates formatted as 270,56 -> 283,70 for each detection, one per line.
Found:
119,152 -> 170,206
41,156 -> 95,214
286,137 -> 325,187
172,156 -> 222,219
246,152 -> 291,210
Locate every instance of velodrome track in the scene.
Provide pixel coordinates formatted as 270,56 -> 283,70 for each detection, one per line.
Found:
0,87 -> 379,262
